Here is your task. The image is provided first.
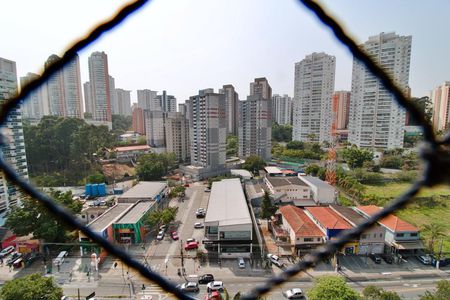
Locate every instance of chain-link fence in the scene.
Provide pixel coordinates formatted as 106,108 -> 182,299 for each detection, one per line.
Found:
1,0 -> 449,299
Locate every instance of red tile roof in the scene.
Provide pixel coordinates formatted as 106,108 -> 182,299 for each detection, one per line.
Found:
305,206 -> 353,230
279,205 -> 324,237
115,145 -> 151,152
356,205 -> 418,232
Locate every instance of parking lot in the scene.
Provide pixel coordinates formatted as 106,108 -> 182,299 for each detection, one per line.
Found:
338,255 -> 438,273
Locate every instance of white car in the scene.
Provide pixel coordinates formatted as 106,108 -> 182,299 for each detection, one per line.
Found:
177,281 -> 200,293
283,288 -> 304,299
186,238 -> 196,243
156,231 -> 165,241
194,222 -> 204,229
417,255 -> 432,265
267,253 -> 284,268
238,257 -> 245,269
267,253 -> 280,261
206,281 -> 224,292
0,246 -> 15,258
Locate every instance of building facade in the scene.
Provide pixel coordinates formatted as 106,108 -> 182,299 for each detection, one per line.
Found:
0,57 -> 29,221
144,110 -> 166,147
115,88 -> 131,116
88,51 -> 111,122
219,84 -> 239,135
156,90 -> 176,113
109,76 -> 117,115
332,91 -> 350,131
431,81 -> 450,132
20,72 -> 48,121
137,89 -> 158,111
165,112 -> 190,162
250,77 -> 272,99
293,52 -> 335,143
348,32 -> 411,149
272,94 -> 292,125
83,82 -> 92,115
132,107 -> 145,135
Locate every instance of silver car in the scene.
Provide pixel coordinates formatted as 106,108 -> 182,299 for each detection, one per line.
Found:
177,281 -> 199,293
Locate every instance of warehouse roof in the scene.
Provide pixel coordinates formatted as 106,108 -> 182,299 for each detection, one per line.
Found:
266,176 -> 308,187
88,203 -> 132,232
205,178 -> 251,227
299,176 -> 334,190
115,201 -> 155,225
119,181 -> 167,200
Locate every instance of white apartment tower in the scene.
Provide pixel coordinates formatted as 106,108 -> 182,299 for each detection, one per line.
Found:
88,51 -> 111,122
83,82 -> 92,116
272,94 -> 292,125
137,89 -> 158,111
165,112 -> 190,162
293,52 -> 335,143
348,32 -> 411,149
189,89 -> 227,169
156,90 -> 177,113
45,54 -> 83,118
109,76 -> 117,114
115,88 -> 132,116
20,72 -> 48,121
0,57 -> 29,220
431,82 -> 450,132
219,84 -> 239,135
144,110 -> 166,147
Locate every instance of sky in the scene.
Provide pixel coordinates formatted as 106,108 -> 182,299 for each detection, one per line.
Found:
1,0 -> 449,105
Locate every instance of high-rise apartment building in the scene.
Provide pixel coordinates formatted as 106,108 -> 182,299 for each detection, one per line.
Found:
109,76 -> 117,114
293,52 -> 335,143
83,82 -> 92,116
348,32 -> 411,149
88,51 -> 111,122
178,103 -> 187,116
431,82 -> 450,132
272,94 -> 292,125
165,112 -> 190,162
137,89 -> 158,111
188,89 -> 227,169
332,91 -> 351,133
132,107 -> 145,135
115,89 -> 131,116
250,77 -> 272,99
156,90 -> 176,113
144,110 -> 166,147
20,72 -> 48,121
0,57 -> 29,219
219,85 -> 239,135
45,54 -> 83,118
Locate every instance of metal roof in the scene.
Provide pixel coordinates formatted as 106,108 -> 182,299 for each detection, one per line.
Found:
300,176 -> 334,190
205,178 -> 252,227
119,181 -> 167,199
266,176 -> 308,187
88,203 -> 132,232
115,201 -> 155,225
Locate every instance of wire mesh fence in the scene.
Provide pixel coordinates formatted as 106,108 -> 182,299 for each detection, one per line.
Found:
1,0 -> 449,299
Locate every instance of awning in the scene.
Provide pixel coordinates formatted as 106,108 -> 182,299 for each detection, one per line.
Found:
392,240 -> 424,250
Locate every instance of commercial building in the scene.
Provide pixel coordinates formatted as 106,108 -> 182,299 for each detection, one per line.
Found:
220,84 -> 239,135
293,52 -> 335,143
144,110 -> 166,147
431,81 -> 450,132
298,176 -> 337,204
113,201 -> 156,244
118,181 -> 168,203
348,32 -> 411,149
165,112 -> 190,162
0,57 -> 29,221
204,179 -> 253,258
264,176 -> 311,203
230,169 -> 253,181
355,205 -> 423,255
114,145 -> 151,163
115,88 -> 131,116
330,205 -> 385,254
272,94 -> 292,125
20,72 -> 48,121
88,51 -> 112,122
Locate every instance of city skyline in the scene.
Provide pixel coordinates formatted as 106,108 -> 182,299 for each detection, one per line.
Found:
1,0 -> 449,105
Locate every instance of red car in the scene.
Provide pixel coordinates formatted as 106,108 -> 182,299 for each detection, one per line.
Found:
184,241 -> 199,250
184,183 -> 190,187
171,231 -> 179,240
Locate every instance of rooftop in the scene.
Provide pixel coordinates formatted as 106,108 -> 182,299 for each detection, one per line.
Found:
88,203 -> 132,232
300,176 -> 335,191
230,169 -> 253,178
330,205 -> 369,226
115,201 -> 155,224
279,205 -> 324,237
356,205 -> 418,232
264,166 -> 282,174
119,181 -> 167,199
205,178 -> 252,227
266,176 -> 308,187
115,145 -> 151,152
305,206 -> 353,230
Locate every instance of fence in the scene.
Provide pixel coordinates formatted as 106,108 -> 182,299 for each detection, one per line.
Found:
1,0 -> 449,299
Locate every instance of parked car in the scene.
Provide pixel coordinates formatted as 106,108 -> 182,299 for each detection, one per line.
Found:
185,241 -> 199,250
267,253 -> 284,268
177,281 -> 200,293
171,231 -> 179,241
184,184 -> 190,187
198,274 -> 215,284
430,255 -> 450,267
369,253 -> 381,264
196,208 -> 206,218
204,188 -> 211,192
205,291 -> 222,300
238,257 -> 245,269
283,288 -> 304,299
156,231 -> 165,241
194,222 -> 204,229
159,225 -> 167,232
0,246 -> 15,258
186,238 -> 197,244
206,281 -> 224,292
381,254 -> 393,264
417,255 -> 432,265
6,252 -> 22,266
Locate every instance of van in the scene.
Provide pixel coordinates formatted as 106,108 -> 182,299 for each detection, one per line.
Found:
53,251 -> 68,266
238,257 -> 245,269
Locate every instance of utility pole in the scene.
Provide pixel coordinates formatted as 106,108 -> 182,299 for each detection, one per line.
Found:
77,288 -> 80,300
436,237 -> 444,269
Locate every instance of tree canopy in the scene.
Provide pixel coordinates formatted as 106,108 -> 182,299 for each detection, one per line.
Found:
136,152 -> 178,180
112,114 -> 132,133
242,155 -> 266,173
362,285 -> 401,300
272,123 -> 292,142
226,135 -> 239,157
6,190 -> 82,242
420,280 -> 450,300
147,207 -> 178,228
260,191 -> 277,219
0,273 -> 63,300
307,276 -> 360,300
342,147 -> 373,169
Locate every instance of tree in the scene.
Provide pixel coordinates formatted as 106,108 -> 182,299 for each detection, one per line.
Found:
0,273 -> 63,300
6,190 -> 82,242
420,280 -> 450,300
227,135 -> 239,156
272,123 -> 292,142
307,276 -> 360,300
87,172 -> 106,184
260,191 -> 277,219
410,96 -> 433,125
242,155 -> 266,173
136,152 -> 177,180
362,285 -> 401,300
422,223 -> 446,253
146,207 -> 178,228
305,164 -> 321,176
112,114 -> 132,133
170,185 -> 186,198
342,147 -> 373,169
286,140 -> 305,150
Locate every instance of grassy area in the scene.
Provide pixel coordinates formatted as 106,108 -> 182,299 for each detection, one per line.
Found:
363,182 -> 450,254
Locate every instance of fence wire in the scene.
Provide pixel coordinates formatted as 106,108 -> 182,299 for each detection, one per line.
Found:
0,0 -> 448,299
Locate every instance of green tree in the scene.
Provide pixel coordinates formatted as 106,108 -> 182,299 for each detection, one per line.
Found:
305,164 -> 322,176
5,190 -> 82,242
227,135 -> 239,156
420,280 -> 450,300
0,273 -> 63,300
380,155 -> 403,169
286,140 -> 305,150
146,207 -> 178,228
362,285 -> 401,300
422,223 -> 446,253
409,96 -> 433,125
170,185 -> 186,198
272,122 -> 292,142
307,276 -> 360,300
112,114 -> 132,133
136,152 -> 177,180
261,191 -> 277,219
87,172 -> 106,184
242,155 -> 266,173
342,147 -> 373,169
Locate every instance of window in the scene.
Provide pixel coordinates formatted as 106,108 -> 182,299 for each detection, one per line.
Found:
317,238 -> 321,242
396,233 -> 404,237
410,233 -> 418,237
361,234 -> 367,239
304,238 -> 313,242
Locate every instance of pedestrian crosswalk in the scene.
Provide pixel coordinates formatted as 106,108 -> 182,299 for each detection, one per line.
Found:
137,284 -> 170,300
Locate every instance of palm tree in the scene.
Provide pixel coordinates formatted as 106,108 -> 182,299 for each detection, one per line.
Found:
422,223 -> 445,253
